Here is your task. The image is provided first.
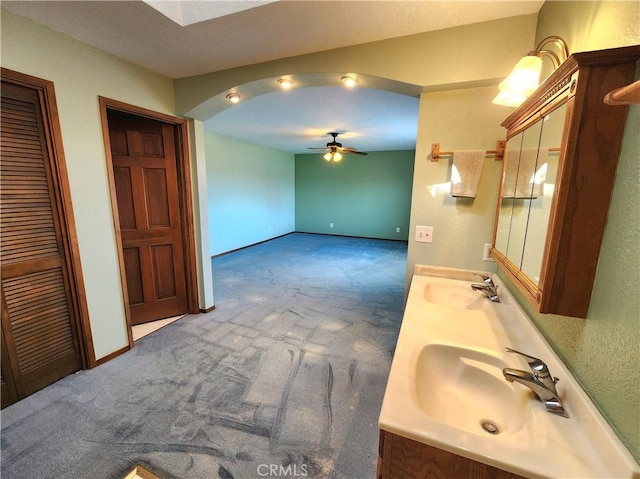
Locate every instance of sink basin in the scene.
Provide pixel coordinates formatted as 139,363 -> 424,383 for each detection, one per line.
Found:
414,343 -> 531,437
422,280 -> 487,310
380,268 -> 640,478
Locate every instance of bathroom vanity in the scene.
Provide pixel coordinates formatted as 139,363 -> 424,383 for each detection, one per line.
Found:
378,429 -> 525,479
378,266 -> 640,479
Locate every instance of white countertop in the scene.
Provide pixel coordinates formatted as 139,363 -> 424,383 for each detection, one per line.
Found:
378,266 -> 639,479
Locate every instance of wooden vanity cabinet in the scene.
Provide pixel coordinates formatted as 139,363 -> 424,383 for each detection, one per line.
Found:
492,45 -> 640,318
377,430 -> 526,479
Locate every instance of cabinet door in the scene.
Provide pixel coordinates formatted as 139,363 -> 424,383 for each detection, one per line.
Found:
520,103 -> 566,284
500,119 -> 543,269
494,133 -> 522,256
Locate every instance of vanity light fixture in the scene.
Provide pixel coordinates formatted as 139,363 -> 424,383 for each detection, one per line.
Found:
277,78 -> 295,89
341,76 -> 358,88
493,36 -> 569,107
226,93 -> 240,104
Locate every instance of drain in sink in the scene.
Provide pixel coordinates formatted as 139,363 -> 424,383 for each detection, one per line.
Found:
480,420 -> 500,435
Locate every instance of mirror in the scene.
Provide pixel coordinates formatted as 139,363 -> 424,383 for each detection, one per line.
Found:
503,119 -> 544,269
520,104 -> 566,284
494,104 -> 565,285
494,133 -> 520,256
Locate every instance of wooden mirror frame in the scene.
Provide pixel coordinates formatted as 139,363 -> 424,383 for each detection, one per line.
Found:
491,45 -> 640,318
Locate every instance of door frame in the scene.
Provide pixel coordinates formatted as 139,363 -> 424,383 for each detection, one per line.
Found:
1,68 -> 96,369
99,97 -> 199,348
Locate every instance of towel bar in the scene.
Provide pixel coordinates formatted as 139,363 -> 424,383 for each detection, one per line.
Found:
431,141 -> 505,162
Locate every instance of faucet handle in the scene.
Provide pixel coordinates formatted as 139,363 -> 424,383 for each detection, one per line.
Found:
474,274 -> 495,287
505,347 -> 556,381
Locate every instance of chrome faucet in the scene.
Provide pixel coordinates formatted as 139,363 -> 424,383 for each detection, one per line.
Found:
470,275 -> 500,302
502,347 -> 569,418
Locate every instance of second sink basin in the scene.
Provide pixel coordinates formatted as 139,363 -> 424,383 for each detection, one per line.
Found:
423,280 -> 487,310
414,343 -> 532,438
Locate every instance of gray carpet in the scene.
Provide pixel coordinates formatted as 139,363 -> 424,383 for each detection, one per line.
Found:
1,233 -> 407,479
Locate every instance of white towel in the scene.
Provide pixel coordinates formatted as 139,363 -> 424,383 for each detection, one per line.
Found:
450,150 -> 486,198
502,148 -> 548,198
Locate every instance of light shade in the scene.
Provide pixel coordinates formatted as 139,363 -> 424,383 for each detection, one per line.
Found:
493,36 -> 569,107
499,55 -> 543,97
492,90 -> 529,107
324,151 -> 343,162
493,55 -> 542,106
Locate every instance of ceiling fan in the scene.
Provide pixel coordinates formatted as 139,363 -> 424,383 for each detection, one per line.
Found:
308,132 -> 368,162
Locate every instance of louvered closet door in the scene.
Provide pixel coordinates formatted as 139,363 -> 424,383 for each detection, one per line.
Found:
0,80 -> 83,407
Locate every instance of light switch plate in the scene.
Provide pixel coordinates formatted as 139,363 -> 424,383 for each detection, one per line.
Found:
415,226 -> 433,243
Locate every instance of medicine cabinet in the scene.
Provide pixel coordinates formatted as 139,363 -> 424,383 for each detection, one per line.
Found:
491,45 -> 640,318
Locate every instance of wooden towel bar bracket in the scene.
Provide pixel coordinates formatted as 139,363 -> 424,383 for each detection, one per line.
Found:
431,141 -> 505,162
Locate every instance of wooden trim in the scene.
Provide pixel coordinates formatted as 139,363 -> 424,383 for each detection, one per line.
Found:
1,68 -> 96,368
98,97 -> 200,351
199,305 -> 216,314
174,119 -> 200,315
98,98 -> 135,349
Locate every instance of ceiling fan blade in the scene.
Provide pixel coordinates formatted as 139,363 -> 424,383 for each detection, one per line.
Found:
340,150 -> 368,156
308,133 -> 367,156
340,147 -> 368,156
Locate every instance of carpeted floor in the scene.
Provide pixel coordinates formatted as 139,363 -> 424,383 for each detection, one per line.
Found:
0,233 -> 407,479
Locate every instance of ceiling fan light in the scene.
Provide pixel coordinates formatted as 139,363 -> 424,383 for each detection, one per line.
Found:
323,151 -> 343,163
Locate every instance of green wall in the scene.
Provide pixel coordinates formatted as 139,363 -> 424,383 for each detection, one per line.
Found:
205,132 -> 295,256
295,151 -> 414,240
407,85 -> 507,277
0,9 -> 176,360
500,0 -> 640,462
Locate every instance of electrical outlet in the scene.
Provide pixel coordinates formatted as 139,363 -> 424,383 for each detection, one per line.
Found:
330,222 -> 334,228
396,227 -> 400,233
483,243 -> 494,262
415,226 -> 433,243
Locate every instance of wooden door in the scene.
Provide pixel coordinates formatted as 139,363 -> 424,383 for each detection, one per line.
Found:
107,111 -> 188,325
0,78 -> 84,407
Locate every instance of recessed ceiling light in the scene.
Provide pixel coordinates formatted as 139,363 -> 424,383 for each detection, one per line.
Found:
277,78 -> 295,89
226,93 -> 240,104
341,76 -> 358,88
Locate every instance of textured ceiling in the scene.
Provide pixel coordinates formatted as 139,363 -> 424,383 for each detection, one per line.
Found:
3,0 -> 544,79
143,0 -> 277,26
3,1 -> 543,153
